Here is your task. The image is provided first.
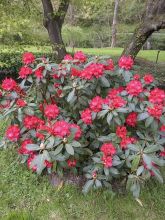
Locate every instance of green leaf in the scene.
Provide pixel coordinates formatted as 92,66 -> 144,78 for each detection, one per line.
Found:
65,144 -> 74,155
136,166 -> 144,176
131,155 -> 140,172
97,110 -> 109,118
128,144 -> 139,152
107,113 -> 113,125
152,168 -> 163,183
100,76 -> 110,87
145,116 -> 154,127
109,167 -> 120,175
137,112 -> 149,121
82,180 -> 94,194
53,144 -> 63,155
95,179 -> 102,188
122,71 -> 132,82
26,144 -> 40,151
67,89 -> 75,103
71,141 -> 81,147
142,154 -> 152,169
144,145 -> 161,154
160,116 -> 165,124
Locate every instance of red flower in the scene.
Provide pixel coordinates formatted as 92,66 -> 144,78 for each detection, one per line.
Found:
16,99 -> 27,107
6,125 -> 20,142
89,96 -> 103,112
109,96 -> 127,109
52,120 -> 70,138
36,132 -> 45,140
44,160 -> 53,168
22,52 -> 35,64
100,143 -> 116,156
74,51 -> 87,63
54,83 -> 61,88
133,74 -> 140,80
44,104 -> 60,120
27,154 -> 37,172
160,125 -> 165,132
116,126 -> 127,138
143,74 -> 154,84
19,66 -> 33,79
67,159 -> 77,167
71,68 -> 81,77
23,115 -> 44,129
160,148 -> 165,157
81,108 -> 92,125
120,137 -> 136,149
126,112 -> 137,127
147,104 -> 163,119
104,59 -> 114,71
64,54 -> 73,60
149,88 -> 165,104
102,156 -> 113,168
70,124 -> 82,140
118,56 -> 134,70
35,67 -> 44,79
2,78 -> 17,91
126,80 -> 143,96
18,139 -> 33,155
80,63 -> 104,80
108,87 -> 124,99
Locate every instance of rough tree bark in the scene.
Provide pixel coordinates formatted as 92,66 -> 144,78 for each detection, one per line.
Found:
111,0 -> 119,48
41,0 -> 70,61
122,0 -> 165,59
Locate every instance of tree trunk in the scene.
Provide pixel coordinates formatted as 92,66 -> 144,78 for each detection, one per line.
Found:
122,0 -> 165,59
41,0 -> 70,62
111,0 -> 119,48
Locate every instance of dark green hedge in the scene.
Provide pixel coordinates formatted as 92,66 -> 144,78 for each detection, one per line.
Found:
0,52 -> 53,82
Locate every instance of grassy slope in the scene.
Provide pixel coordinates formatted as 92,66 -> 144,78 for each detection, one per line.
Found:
0,121 -> 165,220
1,45 -> 165,62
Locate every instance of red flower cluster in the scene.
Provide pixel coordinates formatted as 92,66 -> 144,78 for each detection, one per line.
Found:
80,63 -> 104,80
52,120 -> 70,138
108,87 -> 124,99
126,112 -> 137,127
126,80 -> 143,96
71,68 -> 81,77
44,160 -> 53,168
74,51 -> 87,63
67,159 -> 77,167
116,126 -> 127,138
22,52 -> 35,65
104,59 -> 114,71
70,124 -> 82,140
108,96 -> 127,109
2,78 -> 17,91
143,74 -> 154,84
160,125 -> 165,132
16,99 -> 27,107
23,115 -> 44,129
101,143 -> 116,156
118,56 -> 134,70
35,67 -> 44,79
147,104 -> 163,119
89,96 -> 103,112
101,142 -> 116,168
81,108 -> 92,125
19,66 -> 33,78
6,125 -> 20,142
133,74 -> 140,80
18,139 -> 33,155
64,54 -> 73,61
120,137 -> 136,149
149,88 -> 165,104
160,148 -> 165,157
44,104 -> 60,120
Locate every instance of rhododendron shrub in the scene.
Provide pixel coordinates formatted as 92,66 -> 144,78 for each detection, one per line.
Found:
0,51 -> 165,199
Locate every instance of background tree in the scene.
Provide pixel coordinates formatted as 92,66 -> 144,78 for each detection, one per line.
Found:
41,0 -> 70,61
111,0 -> 119,48
122,0 -> 165,59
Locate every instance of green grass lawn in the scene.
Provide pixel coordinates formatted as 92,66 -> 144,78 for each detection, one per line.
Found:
0,120 -> 165,220
1,45 -> 165,62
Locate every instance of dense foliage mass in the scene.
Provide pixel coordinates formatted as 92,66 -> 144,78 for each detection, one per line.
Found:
0,51 -> 165,198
